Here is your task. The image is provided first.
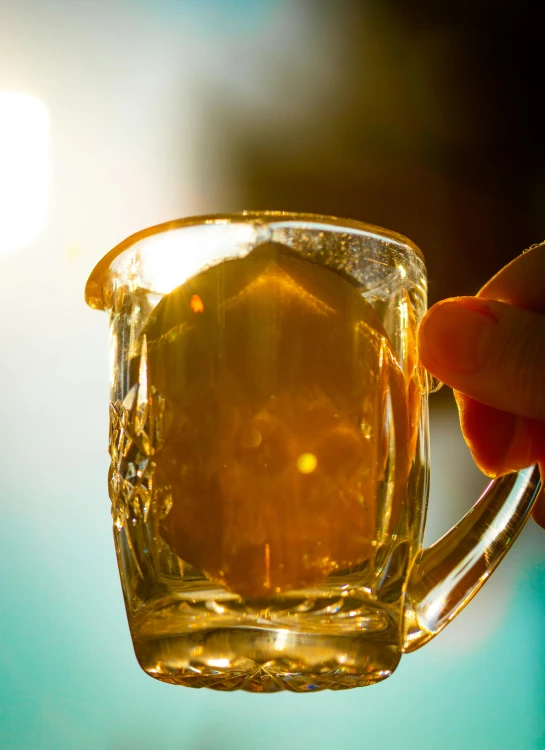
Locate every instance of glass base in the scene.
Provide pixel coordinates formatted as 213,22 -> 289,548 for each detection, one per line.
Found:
131,602 -> 401,692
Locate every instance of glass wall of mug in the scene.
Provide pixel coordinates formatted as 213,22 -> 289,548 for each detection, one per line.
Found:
89,213 -> 429,692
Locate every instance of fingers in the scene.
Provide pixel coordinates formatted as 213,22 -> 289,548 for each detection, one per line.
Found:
420,243 -> 545,529
454,392 -> 545,476
418,296 -> 545,421
454,393 -> 545,530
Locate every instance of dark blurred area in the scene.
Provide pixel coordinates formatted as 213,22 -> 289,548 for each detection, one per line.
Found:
216,0 -> 544,304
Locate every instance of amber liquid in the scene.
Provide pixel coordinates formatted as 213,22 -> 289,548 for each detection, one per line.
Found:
108,243 -> 424,691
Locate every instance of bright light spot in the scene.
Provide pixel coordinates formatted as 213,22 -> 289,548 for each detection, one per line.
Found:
379,340 -> 385,368
124,223 -> 256,294
264,542 -> 270,590
274,629 -> 289,652
208,658 -> 230,668
0,91 -> 50,254
397,265 -> 407,278
422,595 -> 447,629
190,294 -> 204,313
296,452 -> 318,474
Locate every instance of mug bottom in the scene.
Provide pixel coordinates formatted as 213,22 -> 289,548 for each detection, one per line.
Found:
130,600 -> 401,692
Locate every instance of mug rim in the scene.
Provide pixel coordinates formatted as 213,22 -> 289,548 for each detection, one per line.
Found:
85,210 -> 425,311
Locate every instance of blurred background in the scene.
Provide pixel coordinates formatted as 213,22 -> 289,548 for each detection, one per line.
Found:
1,1 -> 544,748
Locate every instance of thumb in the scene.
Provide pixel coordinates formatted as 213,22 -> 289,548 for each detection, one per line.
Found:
418,297 -> 545,421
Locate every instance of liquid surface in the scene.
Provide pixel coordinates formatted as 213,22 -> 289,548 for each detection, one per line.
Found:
136,243 -> 409,597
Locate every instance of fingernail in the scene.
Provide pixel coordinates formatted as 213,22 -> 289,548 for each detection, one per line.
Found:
420,298 -> 498,375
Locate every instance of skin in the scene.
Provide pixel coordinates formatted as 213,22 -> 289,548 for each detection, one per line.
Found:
418,242 -> 545,528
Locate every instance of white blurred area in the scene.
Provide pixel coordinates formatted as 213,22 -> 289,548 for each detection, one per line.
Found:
0,91 -> 50,254
1,3 -> 544,749
0,1 -> 348,263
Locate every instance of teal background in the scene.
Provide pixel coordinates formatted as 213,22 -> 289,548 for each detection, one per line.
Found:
1,1 -> 544,747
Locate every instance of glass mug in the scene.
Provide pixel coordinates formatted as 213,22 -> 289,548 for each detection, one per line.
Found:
85,212 -> 540,693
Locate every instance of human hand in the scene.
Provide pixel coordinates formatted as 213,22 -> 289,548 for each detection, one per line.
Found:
418,242 -> 545,527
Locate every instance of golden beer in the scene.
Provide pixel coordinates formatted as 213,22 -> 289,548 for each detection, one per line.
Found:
133,243 -> 411,598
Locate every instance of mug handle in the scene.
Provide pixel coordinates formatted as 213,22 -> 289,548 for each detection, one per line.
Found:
403,464 -> 541,652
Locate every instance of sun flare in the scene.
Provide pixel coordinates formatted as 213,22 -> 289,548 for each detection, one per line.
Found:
0,91 -> 50,254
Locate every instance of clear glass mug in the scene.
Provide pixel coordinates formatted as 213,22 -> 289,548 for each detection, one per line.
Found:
85,212 -> 541,693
